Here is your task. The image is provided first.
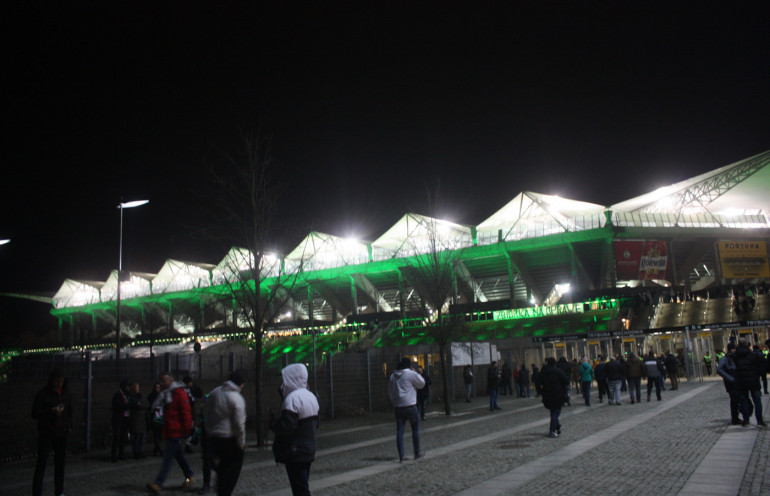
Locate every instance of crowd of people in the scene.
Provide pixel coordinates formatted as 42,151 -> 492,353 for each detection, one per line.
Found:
30,340 -> 769,496
477,341 -> 769,438
31,365 -> 319,496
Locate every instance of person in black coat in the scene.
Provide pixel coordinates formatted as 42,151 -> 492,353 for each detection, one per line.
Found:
664,352 -> 679,390
32,368 -> 73,496
111,380 -> 131,462
541,357 -> 569,438
734,338 -> 766,426
487,362 -> 501,411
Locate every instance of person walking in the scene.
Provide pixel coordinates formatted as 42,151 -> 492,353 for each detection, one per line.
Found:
734,338 -> 766,426
664,352 -> 679,390
270,364 -> 320,496
516,363 -> 530,398
594,356 -> 608,403
487,361 -> 501,411
416,366 -> 431,420
644,351 -> 663,402
556,357 -> 572,406
387,357 -> 425,462
31,368 -> 73,496
605,355 -> 624,405
704,351 -> 713,376
541,357 -> 569,438
111,380 -> 131,462
624,352 -> 646,404
578,357 -> 594,406
147,372 -> 195,494
462,365 -> 474,403
717,342 -> 741,425
205,371 -> 247,496
147,382 -> 164,456
500,361 -> 513,396
128,382 -> 147,459
532,364 -> 543,397
571,359 -> 581,394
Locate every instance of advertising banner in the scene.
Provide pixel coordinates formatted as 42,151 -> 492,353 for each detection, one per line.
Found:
614,240 -> 669,280
718,240 -> 770,278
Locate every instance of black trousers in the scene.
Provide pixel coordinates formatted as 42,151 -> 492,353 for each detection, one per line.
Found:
286,461 -> 312,496
212,437 -> 244,496
33,434 -> 67,496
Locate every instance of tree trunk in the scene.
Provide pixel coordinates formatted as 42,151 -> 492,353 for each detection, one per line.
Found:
254,335 -> 267,446
438,340 -> 452,416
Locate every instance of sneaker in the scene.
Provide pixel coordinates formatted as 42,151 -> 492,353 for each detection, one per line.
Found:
549,431 -> 559,438
399,456 -> 410,463
630,399 -> 635,404
414,452 -> 425,460
758,421 -> 768,427
146,483 -> 162,494
181,477 -> 195,489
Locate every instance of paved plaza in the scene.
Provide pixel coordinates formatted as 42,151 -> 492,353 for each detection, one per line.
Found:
3,377 -> 769,496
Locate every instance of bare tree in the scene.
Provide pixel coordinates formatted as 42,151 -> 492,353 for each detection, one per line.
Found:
205,132 -> 305,446
403,189 -> 470,416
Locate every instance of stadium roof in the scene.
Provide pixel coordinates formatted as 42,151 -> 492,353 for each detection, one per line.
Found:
51,151 -> 770,312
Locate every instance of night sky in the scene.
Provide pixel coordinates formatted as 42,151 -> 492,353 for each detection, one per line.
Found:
1,3 -> 768,345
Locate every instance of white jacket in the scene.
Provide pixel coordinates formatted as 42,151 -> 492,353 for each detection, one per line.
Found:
204,380 -> 247,449
387,368 -> 425,407
280,363 -> 320,420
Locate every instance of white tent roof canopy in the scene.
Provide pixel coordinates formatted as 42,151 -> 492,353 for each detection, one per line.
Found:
372,213 -> 474,260
285,231 -> 370,272
476,192 -> 607,244
52,151 -> 770,308
53,279 -> 103,309
151,260 -> 215,294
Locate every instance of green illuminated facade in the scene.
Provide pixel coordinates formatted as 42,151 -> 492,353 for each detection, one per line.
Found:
45,151 -> 770,351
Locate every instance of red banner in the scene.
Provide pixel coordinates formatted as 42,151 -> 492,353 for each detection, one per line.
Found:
614,240 -> 669,281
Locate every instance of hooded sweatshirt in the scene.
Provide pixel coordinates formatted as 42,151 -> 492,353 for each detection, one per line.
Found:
387,367 -> 425,407
270,363 -> 320,464
205,380 -> 247,449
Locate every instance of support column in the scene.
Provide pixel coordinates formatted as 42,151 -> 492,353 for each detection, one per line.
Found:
349,275 -> 359,315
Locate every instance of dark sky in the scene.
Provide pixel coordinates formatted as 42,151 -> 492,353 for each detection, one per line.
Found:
1,3 -> 768,342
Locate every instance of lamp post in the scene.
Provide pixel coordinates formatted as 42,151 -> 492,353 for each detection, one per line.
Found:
0,239 -> 10,246
115,199 -> 149,360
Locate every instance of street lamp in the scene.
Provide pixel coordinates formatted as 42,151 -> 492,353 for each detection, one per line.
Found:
115,199 -> 149,360
0,239 -> 10,246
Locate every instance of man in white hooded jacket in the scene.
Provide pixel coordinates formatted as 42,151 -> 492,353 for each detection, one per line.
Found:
270,363 -> 320,496
387,357 -> 426,462
204,371 -> 246,496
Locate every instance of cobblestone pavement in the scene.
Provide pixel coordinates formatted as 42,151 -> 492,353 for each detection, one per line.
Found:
3,377 -> 768,496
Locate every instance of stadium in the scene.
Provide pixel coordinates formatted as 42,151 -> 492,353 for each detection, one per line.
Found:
12,150 -> 762,372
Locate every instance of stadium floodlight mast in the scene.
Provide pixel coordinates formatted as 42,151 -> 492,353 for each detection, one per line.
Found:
115,199 -> 149,361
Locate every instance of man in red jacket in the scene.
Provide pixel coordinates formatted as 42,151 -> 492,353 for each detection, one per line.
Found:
147,372 -> 195,494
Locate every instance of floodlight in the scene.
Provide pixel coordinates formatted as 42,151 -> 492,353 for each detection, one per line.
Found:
0,239 -> 9,246
118,199 -> 150,209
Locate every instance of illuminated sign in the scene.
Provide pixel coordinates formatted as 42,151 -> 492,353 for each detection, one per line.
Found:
718,240 -> 770,278
493,302 -> 585,321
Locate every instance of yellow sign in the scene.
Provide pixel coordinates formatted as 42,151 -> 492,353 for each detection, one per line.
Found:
622,337 -> 636,343
719,241 -> 770,278
587,340 -> 599,345
555,342 -> 565,348
660,335 -> 672,340
698,332 -> 711,338
739,329 -> 753,335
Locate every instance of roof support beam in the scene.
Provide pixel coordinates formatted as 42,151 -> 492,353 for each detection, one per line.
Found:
351,274 -> 393,312
507,251 -> 542,304
454,260 -> 488,302
307,279 -> 351,319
